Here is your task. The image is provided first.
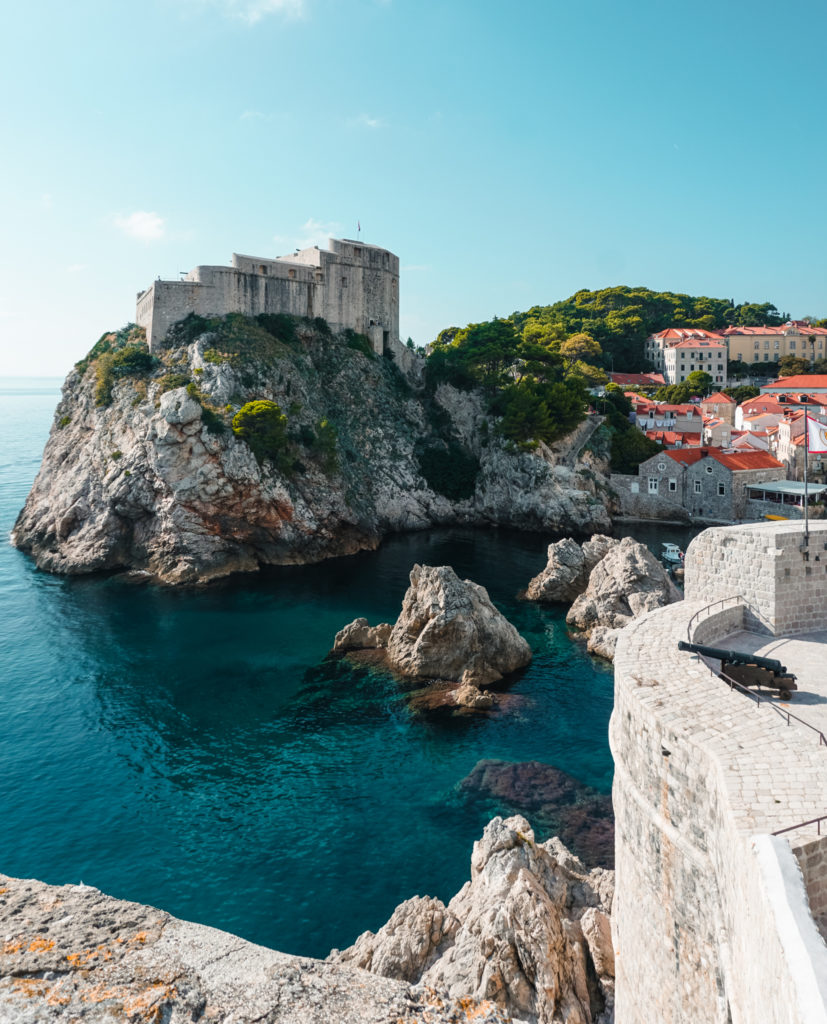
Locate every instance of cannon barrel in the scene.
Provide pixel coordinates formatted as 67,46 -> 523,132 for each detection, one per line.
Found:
677,640 -> 787,675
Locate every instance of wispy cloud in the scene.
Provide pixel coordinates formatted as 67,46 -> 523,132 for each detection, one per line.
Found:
114,211 -> 166,242
348,113 -> 385,130
274,217 -> 342,251
67,263 -> 88,274
192,0 -> 305,24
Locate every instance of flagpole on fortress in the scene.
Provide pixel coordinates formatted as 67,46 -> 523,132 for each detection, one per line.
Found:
804,409 -> 810,548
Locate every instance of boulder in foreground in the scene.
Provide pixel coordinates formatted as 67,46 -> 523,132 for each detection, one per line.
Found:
331,814 -> 615,1024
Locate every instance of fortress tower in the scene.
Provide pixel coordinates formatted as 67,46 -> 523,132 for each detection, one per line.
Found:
136,238 -> 399,355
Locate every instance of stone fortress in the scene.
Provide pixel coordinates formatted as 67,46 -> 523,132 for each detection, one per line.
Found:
136,237 -> 413,365
613,520 -> 827,1023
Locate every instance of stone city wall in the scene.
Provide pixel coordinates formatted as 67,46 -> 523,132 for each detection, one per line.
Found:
685,520 -> 827,635
612,592 -> 827,1023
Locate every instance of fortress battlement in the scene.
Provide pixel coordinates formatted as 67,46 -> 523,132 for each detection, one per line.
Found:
136,237 -> 400,357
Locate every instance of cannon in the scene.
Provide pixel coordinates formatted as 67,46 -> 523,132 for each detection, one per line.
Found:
677,641 -> 798,701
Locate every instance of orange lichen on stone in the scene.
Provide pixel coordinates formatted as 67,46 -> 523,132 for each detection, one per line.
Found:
122,983 -> 178,1020
129,930 -> 149,944
66,943 -> 113,966
80,983 -> 124,1004
2,939 -> 23,955
28,937 -> 55,953
11,977 -> 48,999
0,887 -> 8,895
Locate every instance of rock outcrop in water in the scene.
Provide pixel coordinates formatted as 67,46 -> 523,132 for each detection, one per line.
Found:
0,872 -> 512,1024
526,535 -> 680,660
330,815 -> 615,1024
334,564 -> 532,696
12,319 -> 612,584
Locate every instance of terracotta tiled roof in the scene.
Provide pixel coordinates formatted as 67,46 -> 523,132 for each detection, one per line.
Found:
669,340 -> 726,350
650,328 -> 724,341
724,322 -> 827,337
609,372 -> 665,386
664,448 -> 783,471
703,392 -> 736,404
645,430 -> 702,447
763,376 -> 827,389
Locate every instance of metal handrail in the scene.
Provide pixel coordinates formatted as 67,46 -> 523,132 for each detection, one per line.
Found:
773,814 -> 827,838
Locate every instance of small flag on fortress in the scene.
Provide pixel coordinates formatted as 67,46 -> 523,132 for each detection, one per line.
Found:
807,415 -> 827,453
357,220 -> 361,232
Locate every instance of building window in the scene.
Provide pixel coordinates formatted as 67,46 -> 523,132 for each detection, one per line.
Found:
259,264 -> 267,275
669,479 -> 677,492
354,247 -> 361,257
764,353 -> 769,361
774,340 -> 779,349
648,477 -> 659,494
790,340 -> 796,350
694,480 -> 702,493
718,483 -> 725,496
288,269 -> 296,279
765,341 -> 770,349
342,277 -> 348,287
754,340 -> 760,349
706,465 -> 713,474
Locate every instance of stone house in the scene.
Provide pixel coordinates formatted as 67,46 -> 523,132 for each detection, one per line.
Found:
644,328 -> 725,378
662,338 -> 728,386
629,397 -> 703,435
700,391 -> 736,425
612,447 -> 785,521
768,412 -> 827,484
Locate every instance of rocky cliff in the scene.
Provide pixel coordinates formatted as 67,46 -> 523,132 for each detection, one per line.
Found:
12,318 -> 612,583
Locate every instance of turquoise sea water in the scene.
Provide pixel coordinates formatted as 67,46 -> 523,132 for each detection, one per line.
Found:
0,380 -> 696,958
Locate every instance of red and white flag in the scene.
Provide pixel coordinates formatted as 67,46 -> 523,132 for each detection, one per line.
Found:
807,415 -> 827,453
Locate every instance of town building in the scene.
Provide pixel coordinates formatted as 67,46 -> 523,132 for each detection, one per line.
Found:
700,391 -> 736,425
628,395 -> 703,435
136,237 -> 401,357
611,447 -> 785,521
723,321 -> 827,366
642,327 -> 728,376
766,412 -> 827,484
662,339 -> 728,386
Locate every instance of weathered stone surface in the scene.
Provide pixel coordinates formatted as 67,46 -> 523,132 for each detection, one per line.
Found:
567,537 -> 680,635
525,535 -> 618,603
0,874 -> 511,1024
12,330 -> 613,585
386,565 -> 532,686
332,815 -> 615,1024
333,617 -> 392,651
586,626 -> 621,660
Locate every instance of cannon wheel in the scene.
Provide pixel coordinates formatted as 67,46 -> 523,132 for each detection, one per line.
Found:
779,689 -> 792,702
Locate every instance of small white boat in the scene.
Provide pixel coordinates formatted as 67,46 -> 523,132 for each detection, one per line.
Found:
662,543 -> 684,565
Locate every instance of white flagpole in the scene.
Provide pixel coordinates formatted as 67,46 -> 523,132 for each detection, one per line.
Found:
804,410 -> 810,548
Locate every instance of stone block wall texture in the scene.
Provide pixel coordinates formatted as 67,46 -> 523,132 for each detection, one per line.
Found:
612,595 -> 827,1023
610,472 -> 690,521
137,238 -> 400,354
684,520 -> 827,635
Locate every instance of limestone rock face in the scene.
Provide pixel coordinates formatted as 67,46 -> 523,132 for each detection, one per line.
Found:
567,536 -> 680,633
334,617 -> 392,651
0,873 -> 512,1024
332,815 -> 615,1024
386,565 -> 532,685
525,535 -> 617,603
12,325 -> 612,585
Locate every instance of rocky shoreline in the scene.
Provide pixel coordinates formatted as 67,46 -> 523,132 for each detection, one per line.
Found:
0,816 -> 613,1024
12,321 -> 612,585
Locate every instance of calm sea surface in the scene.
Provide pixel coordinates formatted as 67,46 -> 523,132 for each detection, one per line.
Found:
0,379 -> 698,957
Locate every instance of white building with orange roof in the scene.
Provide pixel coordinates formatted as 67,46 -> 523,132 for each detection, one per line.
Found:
723,321 -> 827,366
644,328 -> 727,383
663,338 -> 728,385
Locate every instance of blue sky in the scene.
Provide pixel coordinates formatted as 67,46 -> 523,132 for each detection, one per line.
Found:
2,0 -> 825,375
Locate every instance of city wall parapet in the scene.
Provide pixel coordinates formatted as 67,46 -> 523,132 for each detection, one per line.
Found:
612,544 -> 827,1023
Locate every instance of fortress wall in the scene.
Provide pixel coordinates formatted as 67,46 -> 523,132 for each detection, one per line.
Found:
609,472 -> 690,521
685,521 -> 827,635
613,595 -> 827,1023
140,240 -> 400,352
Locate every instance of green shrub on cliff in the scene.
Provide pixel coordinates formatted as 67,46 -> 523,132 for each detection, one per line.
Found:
232,400 -> 290,468
95,354 -> 115,406
77,324 -> 147,377
343,329 -> 374,358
